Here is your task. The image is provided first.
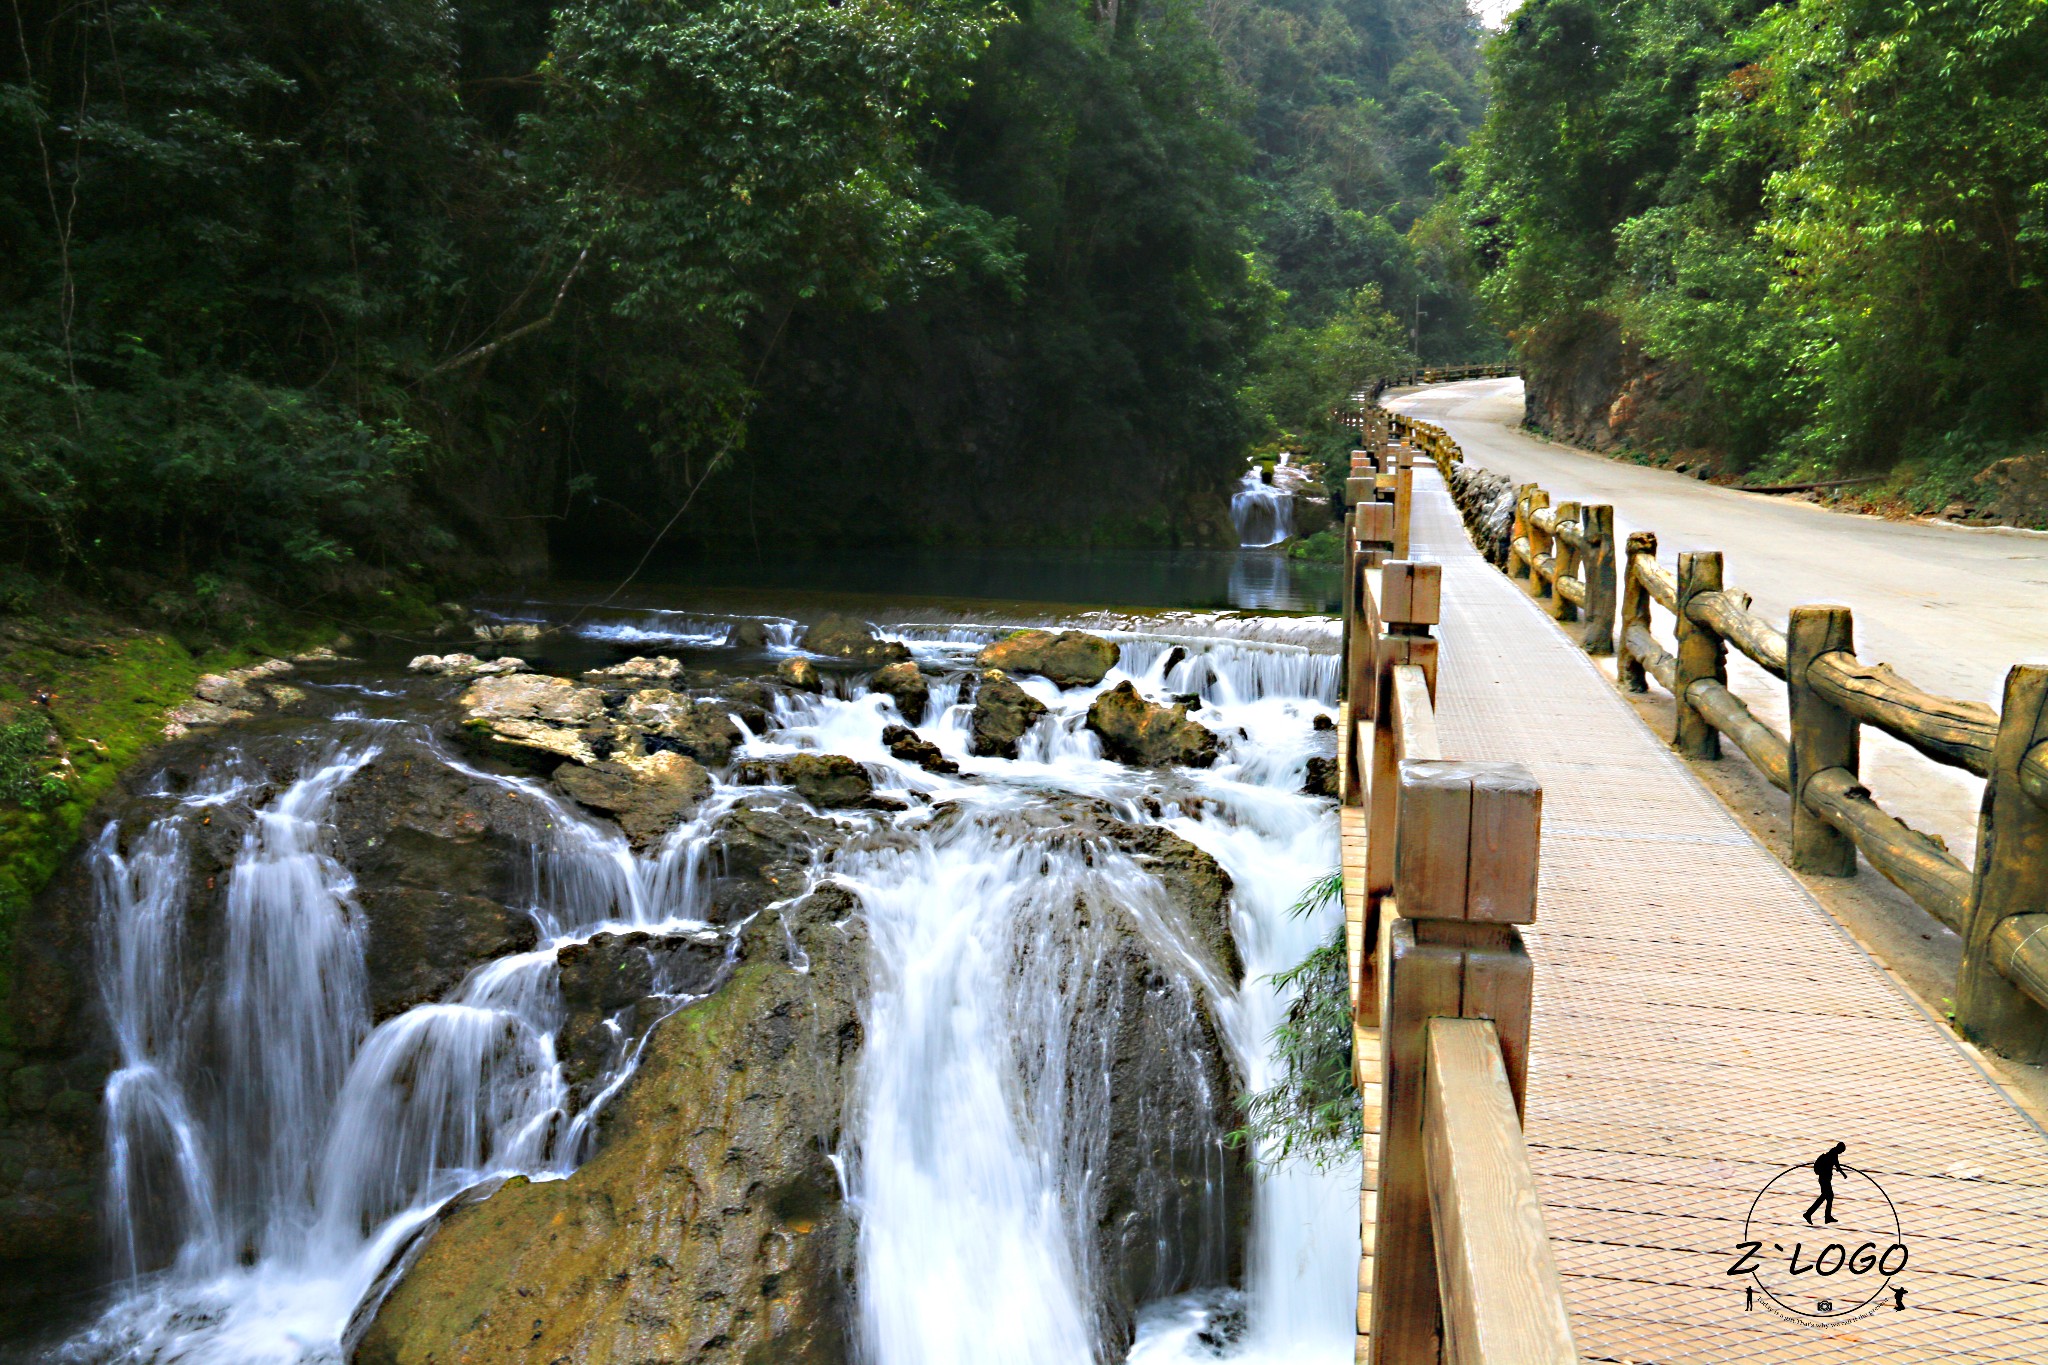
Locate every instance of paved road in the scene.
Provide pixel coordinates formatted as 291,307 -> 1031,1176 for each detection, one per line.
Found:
1385,377 -> 2048,863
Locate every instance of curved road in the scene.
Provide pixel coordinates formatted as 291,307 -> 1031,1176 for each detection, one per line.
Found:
1386,377 -> 2048,863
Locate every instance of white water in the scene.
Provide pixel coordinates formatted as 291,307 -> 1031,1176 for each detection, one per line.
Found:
68,735 -> 744,1364
1230,471 -> 1295,549
754,628 -> 1352,1363
71,618 -> 1352,1365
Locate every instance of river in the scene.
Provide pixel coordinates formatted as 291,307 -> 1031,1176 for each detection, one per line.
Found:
30,567 -> 1353,1365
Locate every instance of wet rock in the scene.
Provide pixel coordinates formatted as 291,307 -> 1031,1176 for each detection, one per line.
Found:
1312,712 -> 1335,732
1108,823 -> 1242,985
554,928 -> 728,1102
408,652 -> 525,678
801,612 -> 909,666
459,673 -> 609,765
882,724 -> 959,775
473,620 -> 544,644
783,753 -> 874,809
1086,681 -> 1219,768
717,679 -> 773,733
616,689 -> 743,767
734,619 -> 769,648
164,659 -> 297,736
969,669 -> 1047,759
975,629 -> 1119,688
1302,755 -> 1339,798
354,886 -> 866,1365
331,751 -> 560,1019
703,801 -> 839,923
587,655 -> 683,684
869,660 -> 929,721
775,656 -> 821,691
261,683 -> 307,711
734,754 -> 879,809
552,751 -> 713,848
291,645 -> 356,664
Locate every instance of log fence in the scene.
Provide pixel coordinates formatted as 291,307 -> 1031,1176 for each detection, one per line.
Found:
1376,403 -> 2048,1067
1339,427 -> 1579,1365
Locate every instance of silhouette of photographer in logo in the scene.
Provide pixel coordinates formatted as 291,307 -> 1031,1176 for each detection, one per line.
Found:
1729,1142 -> 1909,1324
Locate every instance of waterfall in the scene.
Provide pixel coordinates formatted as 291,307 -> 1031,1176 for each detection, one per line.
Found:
67,735 -> 738,1364
1230,471 -> 1294,548
70,616 -> 1353,1365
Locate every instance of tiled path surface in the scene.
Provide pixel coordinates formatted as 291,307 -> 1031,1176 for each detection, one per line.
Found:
1359,469 -> 2048,1363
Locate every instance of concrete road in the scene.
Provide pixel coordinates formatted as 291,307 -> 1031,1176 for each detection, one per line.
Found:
1386,377 -> 2048,863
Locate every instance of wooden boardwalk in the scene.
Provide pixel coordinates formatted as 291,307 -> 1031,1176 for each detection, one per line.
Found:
1343,468 -> 2048,1363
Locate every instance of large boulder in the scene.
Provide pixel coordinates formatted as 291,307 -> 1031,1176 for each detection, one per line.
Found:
459,673 -> 609,765
869,660 -> 929,721
969,670 -> 1047,759
1086,682 -> 1219,768
975,629 -> 1119,688
330,750 -> 560,1020
552,751 -> 713,849
801,613 -> 909,666
353,885 -> 867,1365
617,689 -> 743,767
1110,823 -> 1241,985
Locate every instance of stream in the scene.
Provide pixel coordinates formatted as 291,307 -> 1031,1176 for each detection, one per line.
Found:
41,594 -> 1353,1365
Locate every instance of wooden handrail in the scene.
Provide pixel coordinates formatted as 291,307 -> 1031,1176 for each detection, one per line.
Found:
1424,1018 -> 1578,1365
1806,651 -> 1999,776
1336,440 -> 1575,1364
1376,397 -> 2048,1066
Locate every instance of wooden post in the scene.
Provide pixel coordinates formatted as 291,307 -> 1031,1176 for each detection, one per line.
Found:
1672,551 -> 1724,759
1549,501 -> 1580,622
1523,490 -> 1552,603
1373,758 -> 1543,1365
1366,564 -> 1442,907
1619,532 -> 1656,691
1394,447 -> 1415,561
1507,487 -> 1532,584
1579,505 -> 1616,656
1785,605 -> 1859,876
1954,666 -> 2048,1061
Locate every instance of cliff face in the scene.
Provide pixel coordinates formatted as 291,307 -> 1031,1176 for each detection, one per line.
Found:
1520,319 -> 1691,456
353,884 -> 868,1365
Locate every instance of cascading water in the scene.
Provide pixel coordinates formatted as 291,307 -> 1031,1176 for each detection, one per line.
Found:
1230,471 -> 1294,549
67,733 -> 741,1364
65,609 -> 1352,1365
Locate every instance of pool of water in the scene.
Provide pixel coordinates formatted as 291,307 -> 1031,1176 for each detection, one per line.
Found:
560,547 -> 1341,615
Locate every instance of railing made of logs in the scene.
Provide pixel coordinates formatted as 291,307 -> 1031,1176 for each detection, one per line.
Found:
1341,427 -> 1579,1365
1377,404 -> 2048,1067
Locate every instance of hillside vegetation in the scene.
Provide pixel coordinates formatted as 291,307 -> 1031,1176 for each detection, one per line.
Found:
1,0 -> 1491,611
1456,0 -> 2048,517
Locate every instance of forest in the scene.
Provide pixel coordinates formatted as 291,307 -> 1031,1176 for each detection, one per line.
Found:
1,0 -> 1486,618
1456,0 -> 2048,513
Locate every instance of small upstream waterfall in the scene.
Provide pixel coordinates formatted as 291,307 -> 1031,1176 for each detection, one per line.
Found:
1230,471 -> 1294,548
70,734 -> 737,1364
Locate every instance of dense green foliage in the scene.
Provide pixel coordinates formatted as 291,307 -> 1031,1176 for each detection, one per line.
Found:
1233,870 -> 1362,1167
1459,0 -> 2048,484
3,0 -> 1492,594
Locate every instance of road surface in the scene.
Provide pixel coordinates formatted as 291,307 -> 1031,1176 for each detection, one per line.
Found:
1385,377 -> 2048,865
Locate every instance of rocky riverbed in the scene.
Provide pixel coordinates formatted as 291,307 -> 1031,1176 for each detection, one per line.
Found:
1,602 -> 1346,1365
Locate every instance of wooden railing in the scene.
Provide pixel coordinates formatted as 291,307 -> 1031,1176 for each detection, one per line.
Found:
1380,406 -> 2048,1066
1389,362 -> 1518,387
1341,427 -> 1579,1365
